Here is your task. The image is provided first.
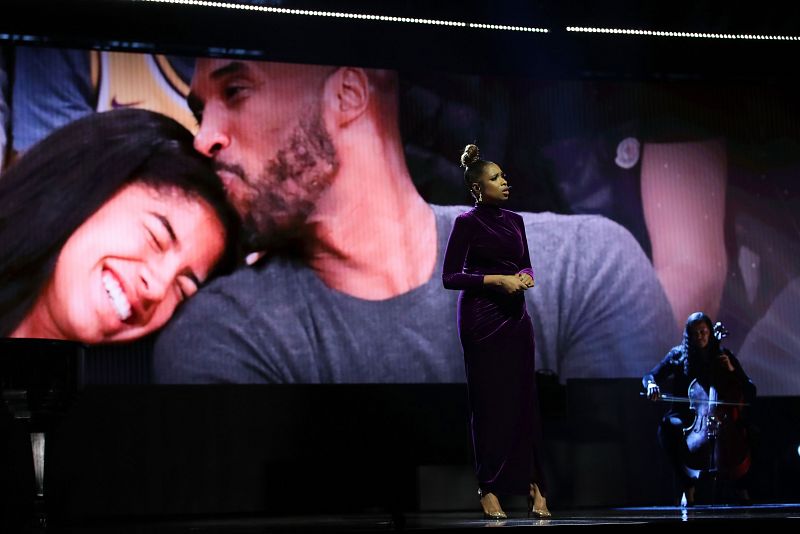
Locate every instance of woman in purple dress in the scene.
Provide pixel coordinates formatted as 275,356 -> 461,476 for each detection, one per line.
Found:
442,144 -> 550,519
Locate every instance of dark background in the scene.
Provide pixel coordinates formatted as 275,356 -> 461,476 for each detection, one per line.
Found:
4,371 -> 800,522
3,0 -> 800,82
3,0 -> 800,526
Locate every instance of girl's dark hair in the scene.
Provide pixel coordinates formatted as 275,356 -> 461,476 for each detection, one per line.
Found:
0,108 -> 240,337
460,143 -> 493,192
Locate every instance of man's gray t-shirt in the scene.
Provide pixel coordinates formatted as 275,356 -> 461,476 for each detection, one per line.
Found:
153,205 -> 676,384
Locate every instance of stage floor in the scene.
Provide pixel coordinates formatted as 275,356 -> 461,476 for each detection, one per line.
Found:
40,503 -> 800,532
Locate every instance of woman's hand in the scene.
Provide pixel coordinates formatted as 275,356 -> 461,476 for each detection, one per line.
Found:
517,272 -> 534,288
646,381 -> 661,401
485,274 -> 530,295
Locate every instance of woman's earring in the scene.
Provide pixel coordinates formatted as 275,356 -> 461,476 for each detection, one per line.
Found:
478,191 -> 483,203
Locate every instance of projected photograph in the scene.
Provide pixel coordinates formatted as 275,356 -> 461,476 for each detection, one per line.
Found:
1,45 -> 798,394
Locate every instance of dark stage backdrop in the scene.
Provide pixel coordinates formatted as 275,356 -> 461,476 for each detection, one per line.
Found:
3,379 -> 800,521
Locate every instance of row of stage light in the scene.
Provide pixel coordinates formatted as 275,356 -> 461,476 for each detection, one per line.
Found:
137,0 -> 800,41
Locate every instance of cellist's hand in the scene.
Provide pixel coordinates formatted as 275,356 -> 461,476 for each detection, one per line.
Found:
718,353 -> 735,372
646,381 -> 661,401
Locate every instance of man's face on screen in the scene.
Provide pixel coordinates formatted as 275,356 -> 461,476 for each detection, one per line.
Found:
189,59 -> 339,249
28,184 -> 226,344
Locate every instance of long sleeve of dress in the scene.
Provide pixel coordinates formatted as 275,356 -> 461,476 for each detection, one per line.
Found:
442,215 -> 484,290
516,215 -> 535,281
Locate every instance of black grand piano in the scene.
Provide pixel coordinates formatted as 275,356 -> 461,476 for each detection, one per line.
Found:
1,335 -> 156,530
1,338 -> 86,529
0,336 -> 478,528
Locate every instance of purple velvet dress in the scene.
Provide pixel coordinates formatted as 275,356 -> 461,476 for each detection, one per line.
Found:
442,203 -> 546,496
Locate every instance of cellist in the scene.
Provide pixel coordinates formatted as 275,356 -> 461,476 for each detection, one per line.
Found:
643,312 -> 756,506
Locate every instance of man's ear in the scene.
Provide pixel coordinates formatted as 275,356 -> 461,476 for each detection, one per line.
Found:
324,67 -> 370,126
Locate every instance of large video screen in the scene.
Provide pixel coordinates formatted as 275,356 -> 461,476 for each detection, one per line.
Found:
1,45 -> 798,394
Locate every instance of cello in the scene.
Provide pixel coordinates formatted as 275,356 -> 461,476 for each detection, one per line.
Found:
682,322 -> 751,482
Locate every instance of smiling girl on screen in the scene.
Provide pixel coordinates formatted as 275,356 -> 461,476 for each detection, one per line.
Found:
0,108 -> 239,344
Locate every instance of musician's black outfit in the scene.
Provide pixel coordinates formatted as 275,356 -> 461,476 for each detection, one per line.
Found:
642,342 -> 756,504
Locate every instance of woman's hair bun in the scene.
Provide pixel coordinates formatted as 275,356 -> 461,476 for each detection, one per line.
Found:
460,144 -> 480,168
